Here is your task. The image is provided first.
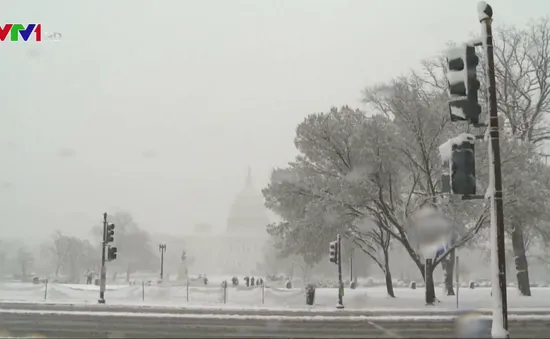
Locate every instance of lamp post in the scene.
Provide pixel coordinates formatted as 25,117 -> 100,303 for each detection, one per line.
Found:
159,244 -> 167,281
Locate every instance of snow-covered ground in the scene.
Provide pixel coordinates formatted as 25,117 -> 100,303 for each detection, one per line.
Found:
1,280 -> 550,311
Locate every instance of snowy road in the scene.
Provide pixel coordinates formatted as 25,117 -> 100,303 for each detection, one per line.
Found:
1,309 -> 549,338
2,300 -> 550,317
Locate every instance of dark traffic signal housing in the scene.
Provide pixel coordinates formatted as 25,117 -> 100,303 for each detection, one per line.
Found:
329,240 -> 338,264
450,135 -> 476,195
107,246 -> 117,261
105,223 -> 115,243
446,44 -> 481,125
439,133 -> 477,196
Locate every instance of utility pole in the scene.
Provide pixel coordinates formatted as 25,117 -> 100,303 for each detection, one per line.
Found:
478,2 -> 508,334
328,235 -> 344,309
98,213 -> 107,304
159,244 -> 167,281
98,213 -> 116,304
350,247 -> 354,282
336,234 -> 344,309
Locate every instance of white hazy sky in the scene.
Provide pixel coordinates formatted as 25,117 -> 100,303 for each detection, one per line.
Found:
1,0 -> 548,243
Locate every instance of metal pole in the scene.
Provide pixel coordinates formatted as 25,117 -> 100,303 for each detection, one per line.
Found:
44,279 -> 48,300
350,247 -> 354,282
336,234 -> 344,309
98,212 -> 107,304
186,278 -> 189,302
479,3 -> 508,333
456,256 -> 460,308
159,244 -> 166,281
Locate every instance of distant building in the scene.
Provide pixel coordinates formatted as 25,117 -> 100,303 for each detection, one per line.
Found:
183,167 -> 270,275
193,223 -> 212,234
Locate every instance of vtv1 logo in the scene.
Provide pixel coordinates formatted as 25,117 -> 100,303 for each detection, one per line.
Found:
0,24 -> 43,42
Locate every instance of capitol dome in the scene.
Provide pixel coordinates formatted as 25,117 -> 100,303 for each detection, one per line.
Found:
226,168 -> 270,235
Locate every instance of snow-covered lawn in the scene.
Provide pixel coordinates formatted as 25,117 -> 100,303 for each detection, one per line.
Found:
1,281 -> 550,311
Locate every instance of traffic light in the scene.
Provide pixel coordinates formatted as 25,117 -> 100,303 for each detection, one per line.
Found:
105,223 -> 115,243
451,136 -> 476,195
329,240 -> 338,264
446,44 -> 481,125
449,98 -> 481,125
107,246 -> 117,261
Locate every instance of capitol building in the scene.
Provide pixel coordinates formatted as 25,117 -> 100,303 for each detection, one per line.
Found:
181,168 -> 271,275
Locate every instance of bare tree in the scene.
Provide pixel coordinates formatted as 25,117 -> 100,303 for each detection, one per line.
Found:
494,18 -> 550,144
363,76 -> 488,299
404,20 -> 550,296
41,231 -> 98,282
347,218 -> 394,297
16,247 -> 34,278
41,231 -> 70,278
490,18 -> 550,296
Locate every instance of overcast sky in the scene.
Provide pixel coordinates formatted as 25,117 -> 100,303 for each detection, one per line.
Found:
1,0 -> 548,243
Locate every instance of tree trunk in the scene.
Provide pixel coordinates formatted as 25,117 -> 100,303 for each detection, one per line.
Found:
443,249 -> 455,296
21,262 -> 27,277
425,259 -> 436,305
383,250 -> 395,298
511,224 -> 531,296
126,264 -> 131,282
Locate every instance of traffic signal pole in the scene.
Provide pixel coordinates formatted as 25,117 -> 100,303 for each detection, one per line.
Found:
98,212 -> 107,304
479,2 -> 508,335
159,244 -> 167,281
336,234 -> 344,309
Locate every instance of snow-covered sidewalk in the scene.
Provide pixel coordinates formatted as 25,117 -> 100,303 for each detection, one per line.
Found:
1,283 -> 549,312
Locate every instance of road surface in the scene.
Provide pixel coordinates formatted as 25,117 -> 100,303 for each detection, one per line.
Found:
2,301 -> 550,316
1,309 -> 549,338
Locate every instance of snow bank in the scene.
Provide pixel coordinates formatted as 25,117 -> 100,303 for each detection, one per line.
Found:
2,283 -> 550,311
2,309 -> 550,322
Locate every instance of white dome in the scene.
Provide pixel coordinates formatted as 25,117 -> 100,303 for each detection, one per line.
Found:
226,168 -> 270,235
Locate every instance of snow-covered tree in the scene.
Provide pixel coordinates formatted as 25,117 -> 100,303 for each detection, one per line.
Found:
349,217 -> 394,297
16,246 -> 34,278
490,18 -> 550,295
40,231 -> 71,278
363,78 -> 488,299
263,17 -> 550,302
494,18 -> 550,145
263,107 -> 397,294
263,105 -> 483,300
421,17 -> 550,296
40,231 -> 98,282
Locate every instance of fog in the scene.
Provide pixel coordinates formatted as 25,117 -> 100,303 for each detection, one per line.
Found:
2,0 -> 546,243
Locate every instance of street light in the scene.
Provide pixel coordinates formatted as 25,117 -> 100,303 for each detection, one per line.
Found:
159,244 -> 167,281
